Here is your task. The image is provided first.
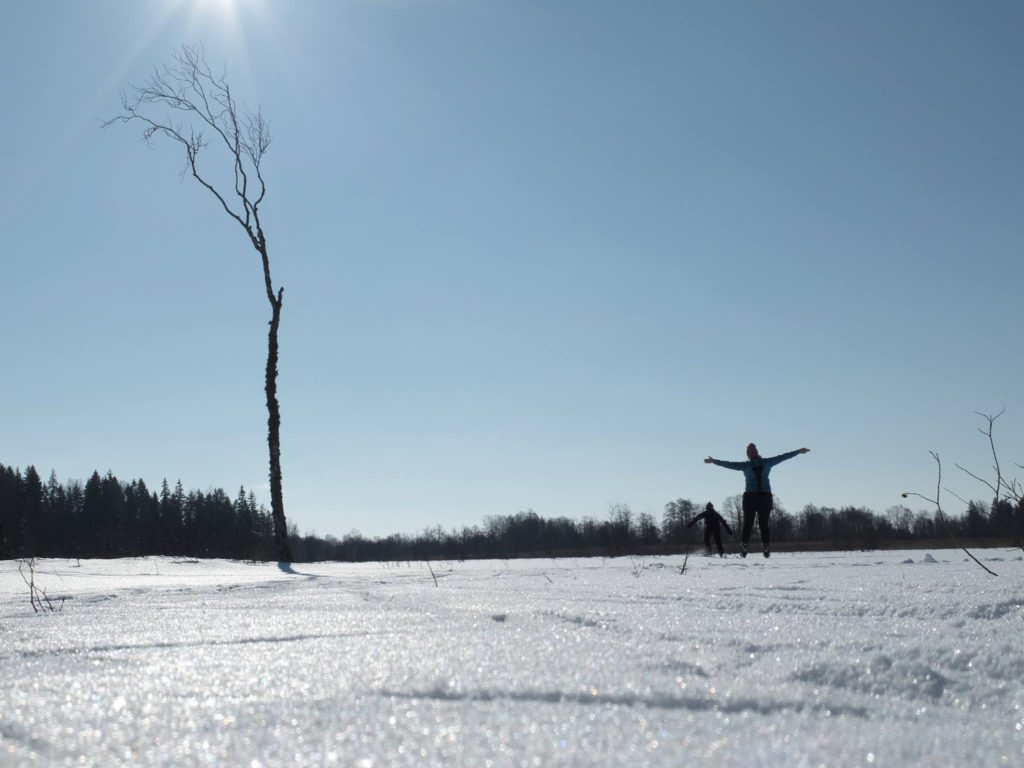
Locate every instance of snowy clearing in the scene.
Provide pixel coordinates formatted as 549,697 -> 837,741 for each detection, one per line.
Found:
2,550 -> 1023,767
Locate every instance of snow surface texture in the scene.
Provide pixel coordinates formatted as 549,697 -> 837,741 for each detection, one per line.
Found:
1,551 -> 1022,767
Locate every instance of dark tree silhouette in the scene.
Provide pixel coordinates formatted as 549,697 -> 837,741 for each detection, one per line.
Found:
106,45 -> 291,560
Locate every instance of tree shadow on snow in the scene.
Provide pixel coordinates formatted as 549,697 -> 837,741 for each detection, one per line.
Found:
277,561 -> 321,579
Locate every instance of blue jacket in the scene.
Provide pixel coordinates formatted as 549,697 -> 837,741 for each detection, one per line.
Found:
710,450 -> 803,494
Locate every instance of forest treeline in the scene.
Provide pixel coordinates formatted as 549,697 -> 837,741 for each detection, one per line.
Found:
1,464 -> 1021,562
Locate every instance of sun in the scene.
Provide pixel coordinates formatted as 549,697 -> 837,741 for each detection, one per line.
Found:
93,0 -> 280,119
174,0 -> 280,94
190,0 -> 244,26
180,0 -> 280,50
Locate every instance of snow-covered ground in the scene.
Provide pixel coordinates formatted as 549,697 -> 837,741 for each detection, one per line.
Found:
1,550 -> 1022,767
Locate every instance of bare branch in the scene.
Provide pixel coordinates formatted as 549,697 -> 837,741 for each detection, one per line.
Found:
628,555 -> 646,578
18,559 -> 40,613
245,109 -> 271,210
944,487 -> 970,507
678,550 -> 690,575
104,44 -> 271,250
18,558 -> 64,613
977,410 -> 1005,509
952,410 -> 1023,551
954,463 -> 1000,497
902,452 -> 997,576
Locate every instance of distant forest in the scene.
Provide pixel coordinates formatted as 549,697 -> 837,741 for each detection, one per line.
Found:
1,463 -> 1021,562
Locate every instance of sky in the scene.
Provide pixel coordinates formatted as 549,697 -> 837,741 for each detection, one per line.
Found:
2,1 -> 1021,539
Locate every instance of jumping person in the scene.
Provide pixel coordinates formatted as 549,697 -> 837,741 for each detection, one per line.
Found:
687,502 -> 733,557
704,443 -> 809,558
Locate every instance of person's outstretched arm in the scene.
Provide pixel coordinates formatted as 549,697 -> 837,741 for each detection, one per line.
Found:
687,513 -> 706,528
716,513 -> 733,536
764,447 -> 810,467
704,456 -> 747,470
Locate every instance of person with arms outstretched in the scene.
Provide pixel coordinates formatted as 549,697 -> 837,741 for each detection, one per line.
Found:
704,443 -> 809,558
687,502 -> 733,557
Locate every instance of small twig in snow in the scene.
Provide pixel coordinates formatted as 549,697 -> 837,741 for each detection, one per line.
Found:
678,551 -> 691,575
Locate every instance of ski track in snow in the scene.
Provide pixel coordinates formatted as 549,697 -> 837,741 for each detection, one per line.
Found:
1,551 -> 1023,767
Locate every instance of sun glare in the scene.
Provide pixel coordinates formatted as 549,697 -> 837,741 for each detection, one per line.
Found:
93,0 -> 280,131
195,0 -> 241,24
175,0 -> 279,97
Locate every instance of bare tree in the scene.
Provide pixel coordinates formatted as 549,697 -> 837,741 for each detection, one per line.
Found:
106,45 -> 291,561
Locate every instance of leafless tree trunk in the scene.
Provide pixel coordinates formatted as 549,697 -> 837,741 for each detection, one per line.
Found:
106,45 -> 292,561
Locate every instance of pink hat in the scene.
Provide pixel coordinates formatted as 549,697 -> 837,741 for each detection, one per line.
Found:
746,443 -> 759,459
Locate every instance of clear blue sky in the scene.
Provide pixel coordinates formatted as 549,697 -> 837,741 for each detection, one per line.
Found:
2,1 -> 1021,538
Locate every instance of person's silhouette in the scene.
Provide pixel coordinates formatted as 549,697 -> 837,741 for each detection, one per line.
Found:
687,502 -> 733,557
704,443 -> 809,557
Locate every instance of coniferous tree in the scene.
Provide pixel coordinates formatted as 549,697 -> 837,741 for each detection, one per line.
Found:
45,470 -> 67,555
22,466 -> 44,555
65,479 -> 84,556
964,500 -> 988,540
990,498 -> 1017,540
0,465 -> 23,555
175,480 -> 191,555
80,472 -> 104,556
99,471 -> 127,555
156,479 -> 172,552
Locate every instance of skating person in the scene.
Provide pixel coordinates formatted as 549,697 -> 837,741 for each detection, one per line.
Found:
687,502 -> 733,557
704,443 -> 809,558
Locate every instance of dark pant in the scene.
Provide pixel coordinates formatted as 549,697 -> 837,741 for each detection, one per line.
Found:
704,527 -> 724,556
742,492 -> 773,548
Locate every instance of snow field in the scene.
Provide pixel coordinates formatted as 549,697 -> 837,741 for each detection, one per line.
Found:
1,551 -> 1022,767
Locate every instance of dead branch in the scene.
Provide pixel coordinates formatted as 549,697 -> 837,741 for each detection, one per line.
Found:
629,555 -> 646,578
103,45 -> 272,272
952,410 -> 1023,552
678,550 -> 690,575
902,452 -> 997,576
18,558 -> 40,613
18,558 -> 65,613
